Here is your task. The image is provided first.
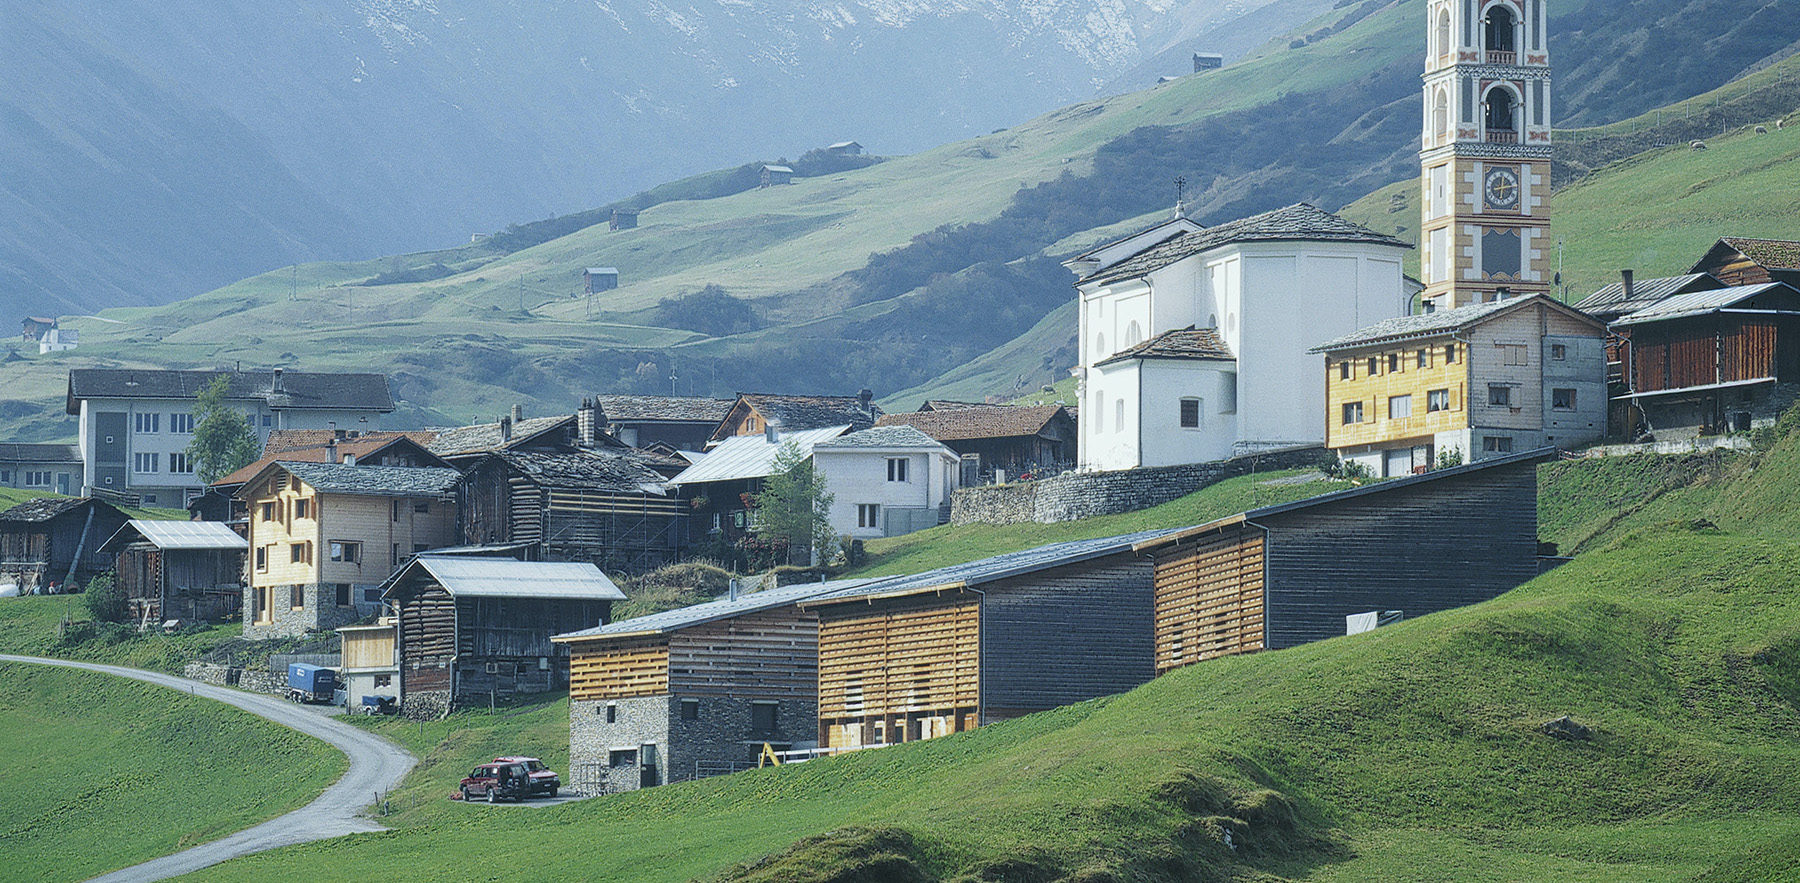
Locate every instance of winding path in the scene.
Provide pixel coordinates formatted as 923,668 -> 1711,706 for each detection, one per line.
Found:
0,655 -> 417,883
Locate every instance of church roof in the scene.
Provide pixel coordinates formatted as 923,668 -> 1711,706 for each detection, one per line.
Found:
1095,327 -> 1235,367
1078,204 -> 1409,286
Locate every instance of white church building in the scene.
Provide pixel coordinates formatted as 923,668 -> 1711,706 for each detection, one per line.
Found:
1067,203 -> 1412,471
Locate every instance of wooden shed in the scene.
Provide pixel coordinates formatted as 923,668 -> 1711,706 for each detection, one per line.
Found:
0,497 -> 129,592
551,577 -> 872,792
385,555 -> 624,714
1135,448 -> 1554,674
1612,282 -> 1800,437
610,209 -> 639,231
801,531 -> 1176,749
99,519 -> 246,626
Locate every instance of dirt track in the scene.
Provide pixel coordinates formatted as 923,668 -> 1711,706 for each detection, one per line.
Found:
0,655 -> 416,883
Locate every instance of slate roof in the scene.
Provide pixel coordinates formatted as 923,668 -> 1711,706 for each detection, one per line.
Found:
66,369 -> 393,415
1310,294 -> 1598,353
216,436 -> 447,487
736,393 -> 882,434
800,529 -> 1182,607
1095,327 -> 1235,367
813,425 -> 951,451
496,449 -> 671,495
1573,273 -> 1720,317
593,394 -> 734,424
427,415 -> 574,457
390,555 -> 625,601
1704,238 -> 1800,271
670,426 -> 849,486
1079,204 -> 1410,286
272,462 -> 463,498
0,496 -> 105,523
1611,282 -> 1800,326
876,405 -> 1070,442
553,577 -> 878,642
0,444 -> 80,463
99,520 -> 245,554
264,429 -> 438,455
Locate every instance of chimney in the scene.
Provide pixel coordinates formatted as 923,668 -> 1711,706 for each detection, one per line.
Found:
1621,269 -> 1635,300
342,452 -> 357,467
271,367 -> 285,393
577,397 -> 597,447
510,403 -> 524,424
333,427 -> 347,440
500,415 -> 513,442
764,421 -> 779,444
325,438 -> 339,463
857,388 -> 874,411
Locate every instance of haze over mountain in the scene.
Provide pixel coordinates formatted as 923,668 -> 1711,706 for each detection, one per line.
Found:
2,0 -> 1343,321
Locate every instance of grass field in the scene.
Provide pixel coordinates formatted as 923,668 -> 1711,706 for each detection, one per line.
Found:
0,595 -> 245,674
0,662 -> 345,883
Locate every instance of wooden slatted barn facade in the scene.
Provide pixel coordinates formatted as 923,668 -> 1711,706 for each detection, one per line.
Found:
1138,448 -> 1552,674
553,579 -> 870,792
460,451 -> 687,574
803,532 -> 1171,749
99,520 -> 246,627
386,555 -> 623,716
1612,282 -> 1800,437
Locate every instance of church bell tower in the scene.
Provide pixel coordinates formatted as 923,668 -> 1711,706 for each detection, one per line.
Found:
1420,0 -> 1553,309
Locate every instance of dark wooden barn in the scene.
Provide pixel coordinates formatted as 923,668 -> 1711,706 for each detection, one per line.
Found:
875,404 -> 1076,481
385,554 -> 624,714
1611,282 -> 1800,437
584,267 -> 620,293
552,577 -> 872,792
610,209 -> 639,231
802,530 -> 1175,749
99,519 -> 246,626
1135,448 -> 1553,674
1690,238 -> 1800,289
459,448 -> 687,573
0,497 -> 130,592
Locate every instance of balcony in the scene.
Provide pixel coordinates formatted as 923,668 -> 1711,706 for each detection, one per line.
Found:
1485,130 -> 1520,145
1486,50 -> 1517,65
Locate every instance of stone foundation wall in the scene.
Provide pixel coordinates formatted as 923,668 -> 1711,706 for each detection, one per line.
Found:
402,689 -> 453,720
951,446 -> 1332,526
182,662 -> 285,695
571,695 -> 672,793
243,584 -> 363,640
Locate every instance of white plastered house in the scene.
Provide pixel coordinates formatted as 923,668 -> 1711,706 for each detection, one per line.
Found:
1067,204 -> 1412,471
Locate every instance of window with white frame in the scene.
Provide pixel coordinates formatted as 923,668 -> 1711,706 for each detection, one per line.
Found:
1483,436 -> 1515,453
1342,401 -> 1364,425
1427,389 -> 1451,412
886,458 -> 909,482
133,452 -> 159,473
1488,385 -> 1513,407
1552,388 -> 1576,410
1388,395 -> 1413,419
170,413 -> 195,434
168,452 -> 194,474
329,541 -> 361,563
857,504 -> 881,529
25,471 -> 51,487
134,413 -> 160,433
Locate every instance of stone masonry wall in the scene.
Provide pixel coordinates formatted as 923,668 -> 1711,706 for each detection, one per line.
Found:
571,695 -> 672,794
951,446 -> 1333,527
243,583 -> 362,640
182,662 -> 285,696
665,695 -> 817,784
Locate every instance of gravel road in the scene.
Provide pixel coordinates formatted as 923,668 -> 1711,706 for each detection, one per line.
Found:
0,655 -> 417,883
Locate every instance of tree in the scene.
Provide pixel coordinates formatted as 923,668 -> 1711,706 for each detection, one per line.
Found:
750,442 -> 835,566
188,376 -> 261,482
83,573 -> 127,624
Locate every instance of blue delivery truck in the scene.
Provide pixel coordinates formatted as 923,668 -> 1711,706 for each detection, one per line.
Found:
287,663 -> 338,704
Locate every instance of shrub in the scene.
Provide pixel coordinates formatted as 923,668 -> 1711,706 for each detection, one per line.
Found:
83,573 -> 128,624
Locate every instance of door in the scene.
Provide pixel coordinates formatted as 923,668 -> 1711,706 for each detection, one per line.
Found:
638,743 -> 659,788
1383,448 -> 1412,478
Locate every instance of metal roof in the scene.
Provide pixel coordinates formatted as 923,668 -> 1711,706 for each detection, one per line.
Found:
1573,273 -> 1719,316
66,369 -> 393,415
553,577 -> 878,642
800,529 -> 1181,608
392,555 -> 626,601
100,520 -> 246,554
1135,447 -> 1558,551
585,267 -> 619,275
669,426 -> 848,485
1611,282 -> 1799,326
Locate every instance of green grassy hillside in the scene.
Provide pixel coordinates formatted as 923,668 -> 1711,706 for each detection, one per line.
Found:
7,2 -> 1797,440
0,662 -> 344,883
150,416 -> 1800,881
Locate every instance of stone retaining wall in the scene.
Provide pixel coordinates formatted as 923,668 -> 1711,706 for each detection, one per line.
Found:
182,662 -> 285,695
951,446 -> 1333,527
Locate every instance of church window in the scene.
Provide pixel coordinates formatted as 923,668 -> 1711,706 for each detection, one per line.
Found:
1432,89 -> 1450,143
1484,5 -> 1516,55
1114,399 -> 1125,433
1219,373 -> 1237,414
1094,333 -> 1106,358
1435,8 -> 1452,58
1124,321 -> 1143,347
1485,87 -> 1518,134
1179,398 -> 1201,429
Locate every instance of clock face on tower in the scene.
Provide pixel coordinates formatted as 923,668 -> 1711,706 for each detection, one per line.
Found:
1484,167 -> 1521,210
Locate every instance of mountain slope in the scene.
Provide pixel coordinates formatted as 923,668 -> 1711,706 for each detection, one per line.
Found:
4,0 -> 1333,320
8,0 -> 1800,441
